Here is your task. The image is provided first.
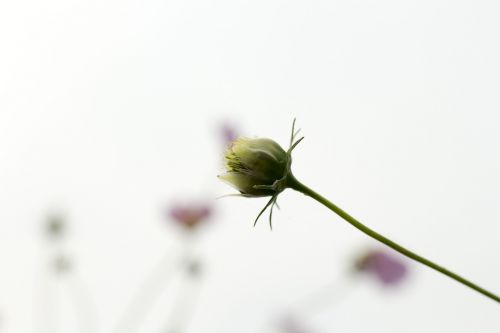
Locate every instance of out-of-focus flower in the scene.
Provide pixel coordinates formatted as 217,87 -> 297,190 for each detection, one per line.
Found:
354,248 -> 408,286
220,123 -> 239,146
169,203 -> 212,230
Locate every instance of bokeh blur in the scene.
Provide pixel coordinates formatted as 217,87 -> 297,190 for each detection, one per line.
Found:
1,0 -> 500,332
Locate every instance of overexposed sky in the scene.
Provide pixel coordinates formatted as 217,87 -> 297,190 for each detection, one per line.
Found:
1,0 -> 499,332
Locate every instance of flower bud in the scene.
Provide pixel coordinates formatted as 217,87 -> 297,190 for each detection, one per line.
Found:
218,119 -> 304,228
219,138 -> 290,197
45,213 -> 66,241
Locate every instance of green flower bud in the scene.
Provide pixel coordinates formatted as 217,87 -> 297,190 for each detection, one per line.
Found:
218,119 -> 304,229
219,138 -> 290,197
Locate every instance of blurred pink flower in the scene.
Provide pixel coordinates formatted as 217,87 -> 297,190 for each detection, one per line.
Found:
168,203 -> 212,230
355,249 -> 408,285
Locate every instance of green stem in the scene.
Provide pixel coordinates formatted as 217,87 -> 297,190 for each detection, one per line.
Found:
288,176 -> 500,303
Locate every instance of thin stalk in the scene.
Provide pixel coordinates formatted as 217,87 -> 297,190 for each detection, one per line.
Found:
111,248 -> 180,333
162,258 -> 203,333
65,273 -> 100,333
37,266 -> 59,333
288,176 -> 500,303
290,273 -> 359,317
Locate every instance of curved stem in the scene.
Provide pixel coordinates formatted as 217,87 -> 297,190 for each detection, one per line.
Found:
288,177 -> 500,303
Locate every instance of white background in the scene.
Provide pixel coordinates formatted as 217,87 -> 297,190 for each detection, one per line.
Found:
1,0 -> 499,332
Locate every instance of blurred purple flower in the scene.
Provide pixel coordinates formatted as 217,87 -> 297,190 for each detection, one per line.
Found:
168,203 -> 212,230
220,123 -> 238,146
355,249 -> 408,286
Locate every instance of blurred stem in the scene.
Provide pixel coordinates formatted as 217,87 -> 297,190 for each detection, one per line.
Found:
290,273 -> 359,316
111,247 -> 181,333
162,257 -> 204,333
288,176 -> 500,303
37,266 -> 58,333
66,273 -> 100,333
112,234 -> 196,333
